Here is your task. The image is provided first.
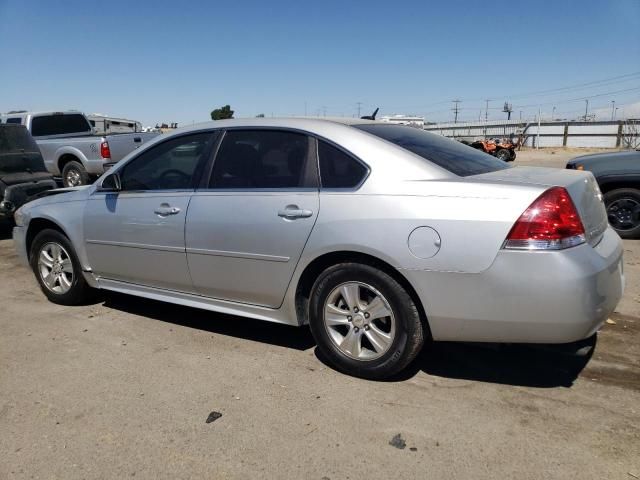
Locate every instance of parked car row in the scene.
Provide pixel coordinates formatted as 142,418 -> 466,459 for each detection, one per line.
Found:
1,111 -> 159,187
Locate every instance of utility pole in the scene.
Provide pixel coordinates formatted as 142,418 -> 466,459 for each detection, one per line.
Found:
502,101 -> 512,120
611,100 -> 615,121
584,99 -> 589,121
452,99 -> 461,123
552,106 -> 556,121
536,108 -> 541,150
304,102 -> 307,116
356,102 -> 363,118
519,111 -> 523,121
484,99 -> 490,121
322,106 -> 327,117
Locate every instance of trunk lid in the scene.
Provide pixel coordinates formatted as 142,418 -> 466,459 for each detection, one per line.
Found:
473,166 -> 608,246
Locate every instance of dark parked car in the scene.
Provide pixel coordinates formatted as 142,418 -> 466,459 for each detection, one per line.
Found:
567,150 -> 640,239
0,124 -> 57,219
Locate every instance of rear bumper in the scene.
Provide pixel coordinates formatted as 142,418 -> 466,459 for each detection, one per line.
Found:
403,226 -> 624,344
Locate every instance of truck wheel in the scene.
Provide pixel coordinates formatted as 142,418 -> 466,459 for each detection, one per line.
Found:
604,188 -> 640,239
508,149 -> 517,161
495,149 -> 511,161
62,161 -> 90,187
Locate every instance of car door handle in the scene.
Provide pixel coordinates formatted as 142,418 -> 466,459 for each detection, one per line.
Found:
154,203 -> 181,217
278,207 -> 313,219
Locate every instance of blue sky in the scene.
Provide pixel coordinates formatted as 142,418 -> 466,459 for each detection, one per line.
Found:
1,0 -> 639,126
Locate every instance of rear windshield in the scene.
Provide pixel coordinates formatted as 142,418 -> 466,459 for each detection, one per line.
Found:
31,113 -> 91,137
354,124 -> 510,177
0,125 -> 47,173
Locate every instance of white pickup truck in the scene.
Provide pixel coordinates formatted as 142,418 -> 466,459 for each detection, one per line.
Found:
0,111 -> 159,187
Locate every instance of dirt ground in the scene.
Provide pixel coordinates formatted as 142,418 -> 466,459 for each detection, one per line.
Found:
1,150 -> 639,479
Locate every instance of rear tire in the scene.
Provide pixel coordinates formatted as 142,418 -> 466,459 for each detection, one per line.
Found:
508,149 -> 517,161
61,160 -> 90,187
309,262 -> 425,379
495,149 -> 511,161
604,188 -> 640,239
30,229 -> 96,305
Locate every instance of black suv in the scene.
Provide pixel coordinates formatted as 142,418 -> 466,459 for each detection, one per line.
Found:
0,124 -> 57,219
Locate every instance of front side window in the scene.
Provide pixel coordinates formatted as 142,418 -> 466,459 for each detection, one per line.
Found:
120,133 -> 212,191
5,117 -> 22,124
209,130 -> 315,189
318,140 -> 368,188
354,124 -> 510,177
31,114 -> 91,137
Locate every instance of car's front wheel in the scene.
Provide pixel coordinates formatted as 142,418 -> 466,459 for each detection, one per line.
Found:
604,188 -> 640,239
30,229 -> 95,305
309,263 -> 425,379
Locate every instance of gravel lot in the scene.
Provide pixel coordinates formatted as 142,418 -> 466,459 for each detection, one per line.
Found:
1,148 -> 639,479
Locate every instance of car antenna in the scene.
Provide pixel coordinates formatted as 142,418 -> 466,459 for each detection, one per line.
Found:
361,108 -> 379,120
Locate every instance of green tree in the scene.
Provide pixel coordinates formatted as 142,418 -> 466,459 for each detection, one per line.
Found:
210,105 -> 234,120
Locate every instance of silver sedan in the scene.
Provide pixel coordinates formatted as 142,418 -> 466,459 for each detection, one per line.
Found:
12,118 -> 624,378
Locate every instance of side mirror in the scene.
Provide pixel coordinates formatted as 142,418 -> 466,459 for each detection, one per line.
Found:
99,173 -> 122,192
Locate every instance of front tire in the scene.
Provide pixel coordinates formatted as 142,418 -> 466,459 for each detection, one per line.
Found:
62,160 -> 90,187
604,188 -> 640,239
309,263 -> 425,379
30,229 -> 95,305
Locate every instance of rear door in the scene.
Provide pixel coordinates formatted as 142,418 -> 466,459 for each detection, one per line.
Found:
84,131 -> 216,292
185,129 -> 319,307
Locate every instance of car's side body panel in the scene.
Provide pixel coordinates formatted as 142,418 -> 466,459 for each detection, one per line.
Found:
185,190 -> 320,307
84,191 -> 194,292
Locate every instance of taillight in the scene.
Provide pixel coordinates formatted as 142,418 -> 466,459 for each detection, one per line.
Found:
504,186 -> 585,250
100,141 -> 111,159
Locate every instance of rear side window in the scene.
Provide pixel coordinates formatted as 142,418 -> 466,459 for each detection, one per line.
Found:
6,117 -> 22,124
354,124 -> 510,177
209,130 -> 315,189
318,140 -> 368,188
31,114 -> 91,137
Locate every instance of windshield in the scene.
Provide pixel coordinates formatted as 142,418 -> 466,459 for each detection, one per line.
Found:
0,125 -> 47,173
354,124 -> 511,177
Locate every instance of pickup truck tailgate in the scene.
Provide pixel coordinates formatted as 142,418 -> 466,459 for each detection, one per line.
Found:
107,132 -> 159,162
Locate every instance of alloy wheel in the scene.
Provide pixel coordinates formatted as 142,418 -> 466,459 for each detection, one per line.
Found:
607,198 -> 640,231
323,282 -> 396,360
37,242 -> 74,294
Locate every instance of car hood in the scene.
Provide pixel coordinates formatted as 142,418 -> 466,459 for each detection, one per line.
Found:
567,149 -> 640,167
23,185 -> 92,208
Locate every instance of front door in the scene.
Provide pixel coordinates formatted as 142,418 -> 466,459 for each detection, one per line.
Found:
84,131 -> 216,292
185,129 -> 319,308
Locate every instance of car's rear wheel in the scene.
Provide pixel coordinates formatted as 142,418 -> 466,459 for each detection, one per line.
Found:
30,229 -> 95,305
62,160 -> 90,187
604,188 -> 640,239
309,263 -> 424,379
